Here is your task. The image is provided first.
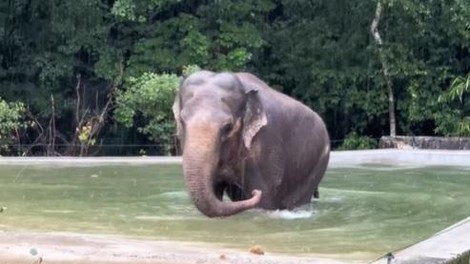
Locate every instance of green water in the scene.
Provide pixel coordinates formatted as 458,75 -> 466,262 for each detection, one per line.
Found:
1,164 -> 470,260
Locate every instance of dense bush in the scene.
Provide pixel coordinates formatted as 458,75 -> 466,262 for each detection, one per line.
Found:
115,73 -> 180,155
337,133 -> 378,150
0,98 -> 28,154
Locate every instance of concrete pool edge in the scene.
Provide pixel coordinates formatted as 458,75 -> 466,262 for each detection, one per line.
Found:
370,216 -> 470,264
1,149 -> 469,167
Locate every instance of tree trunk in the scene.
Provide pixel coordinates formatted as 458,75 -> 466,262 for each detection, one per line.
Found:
371,0 -> 396,137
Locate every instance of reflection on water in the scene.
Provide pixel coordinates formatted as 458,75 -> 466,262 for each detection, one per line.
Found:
1,164 -> 470,260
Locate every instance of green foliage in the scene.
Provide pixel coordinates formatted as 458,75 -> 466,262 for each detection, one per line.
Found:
381,0 -> 469,136
0,98 -> 27,154
257,0 -> 386,138
182,65 -> 202,77
436,73 -> 470,136
115,72 -> 180,155
0,0 -> 115,160
1,0 -> 470,155
111,0 -> 182,22
338,133 -> 378,150
440,73 -> 470,103
78,122 -> 97,147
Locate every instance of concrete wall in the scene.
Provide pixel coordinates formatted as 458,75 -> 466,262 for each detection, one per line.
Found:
1,150 -> 469,167
379,136 -> 470,150
329,149 -> 470,167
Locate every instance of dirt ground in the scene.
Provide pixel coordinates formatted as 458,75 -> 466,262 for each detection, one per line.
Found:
0,231 -> 351,264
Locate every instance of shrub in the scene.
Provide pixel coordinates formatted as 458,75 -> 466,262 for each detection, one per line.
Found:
337,132 -> 378,150
0,98 -> 28,154
115,72 -> 180,155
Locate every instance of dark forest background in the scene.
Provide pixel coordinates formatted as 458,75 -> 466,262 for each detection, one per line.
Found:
0,0 -> 469,156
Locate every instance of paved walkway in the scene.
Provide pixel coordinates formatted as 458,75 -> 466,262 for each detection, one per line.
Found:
0,231 -> 349,264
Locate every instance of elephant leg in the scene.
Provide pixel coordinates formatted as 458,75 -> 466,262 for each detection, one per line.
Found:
225,183 -> 246,201
283,159 -> 328,209
314,187 -> 320,198
214,181 -> 246,202
282,184 -> 314,210
214,182 -> 225,201
281,172 -> 321,209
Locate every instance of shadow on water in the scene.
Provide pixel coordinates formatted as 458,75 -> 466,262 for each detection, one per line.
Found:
1,164 -> 470,260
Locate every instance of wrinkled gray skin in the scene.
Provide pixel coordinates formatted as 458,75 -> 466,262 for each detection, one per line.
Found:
172,71 -> 330,218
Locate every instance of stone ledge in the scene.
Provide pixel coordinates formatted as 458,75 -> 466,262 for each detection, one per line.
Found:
379,136 -> 470,150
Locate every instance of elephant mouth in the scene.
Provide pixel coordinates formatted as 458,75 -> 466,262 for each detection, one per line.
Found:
214,181 -> 246,202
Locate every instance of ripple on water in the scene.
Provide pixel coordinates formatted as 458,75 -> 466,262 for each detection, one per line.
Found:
134,215 -> 199,221
264,208 -> 317,220
41,210 -> 74,214
153,191 -> 188,199
355,165 -> 425,171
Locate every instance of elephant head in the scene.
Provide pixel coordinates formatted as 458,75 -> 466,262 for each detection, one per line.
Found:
172,71 -> 266,217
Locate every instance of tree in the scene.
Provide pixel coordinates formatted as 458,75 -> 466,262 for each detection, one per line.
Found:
370,0 -> 396,137
382,0 -> 470,136
0,0 -> 117,155
255,0 -> 387,140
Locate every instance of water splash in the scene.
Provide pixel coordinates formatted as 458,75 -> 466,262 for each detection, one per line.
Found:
42,210 -> 74,214
266,209 -> 315,219
135,215 -> 199,221
156,191 -> 188,199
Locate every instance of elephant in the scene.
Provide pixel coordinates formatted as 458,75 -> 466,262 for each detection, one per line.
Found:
172,70 -> 330,217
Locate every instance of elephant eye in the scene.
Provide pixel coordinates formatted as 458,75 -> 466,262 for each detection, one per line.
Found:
221,123 -> 233,136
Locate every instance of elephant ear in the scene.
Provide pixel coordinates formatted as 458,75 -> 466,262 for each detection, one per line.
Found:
242,89 -> 267,149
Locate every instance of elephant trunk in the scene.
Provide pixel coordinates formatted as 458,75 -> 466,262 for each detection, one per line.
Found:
182,128 -> 261,218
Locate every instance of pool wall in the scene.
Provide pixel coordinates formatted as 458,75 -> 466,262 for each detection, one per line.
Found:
1,149 -> 469,167
329,149 -> 470,167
